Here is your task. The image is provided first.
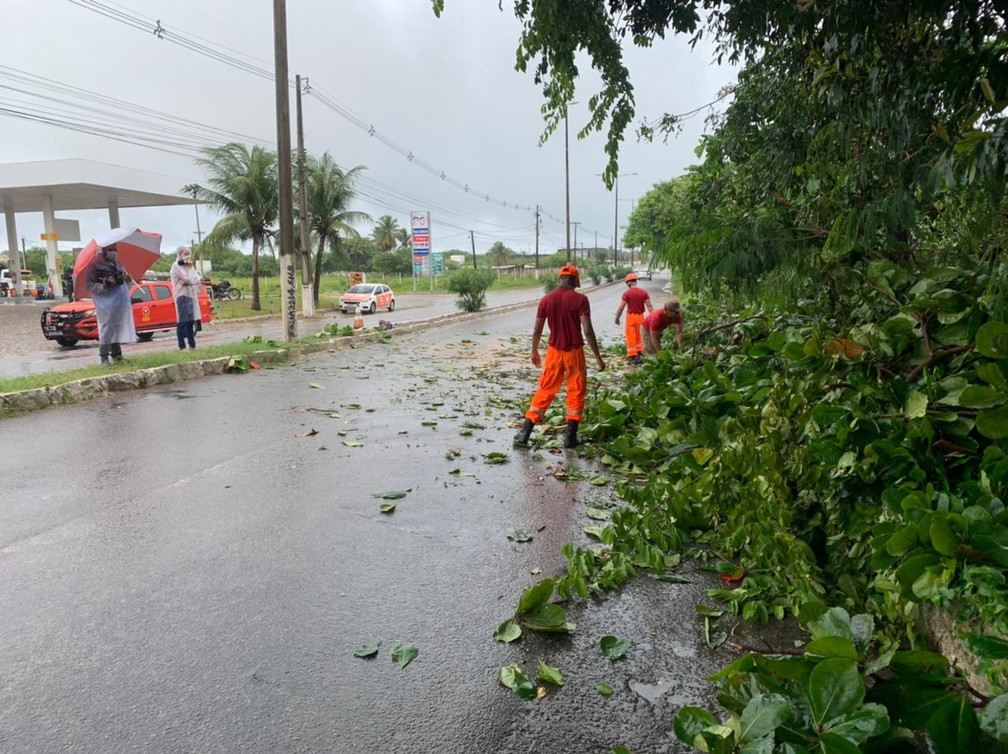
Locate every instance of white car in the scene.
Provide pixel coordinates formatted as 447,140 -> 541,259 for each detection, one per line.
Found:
339,283 -> 396,314
633,268 -> 652,281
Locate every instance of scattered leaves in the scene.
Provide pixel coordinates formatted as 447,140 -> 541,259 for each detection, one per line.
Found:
493,620 -> 522,643
600,635 -> 631,661
354,643 -> 380,659
391,643 -> 418,668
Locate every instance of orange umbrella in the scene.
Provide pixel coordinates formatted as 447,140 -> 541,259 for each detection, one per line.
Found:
73,228 -> 162,301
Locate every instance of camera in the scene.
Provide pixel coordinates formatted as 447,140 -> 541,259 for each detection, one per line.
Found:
178,259 -> 188,266
103,271 -> 124,288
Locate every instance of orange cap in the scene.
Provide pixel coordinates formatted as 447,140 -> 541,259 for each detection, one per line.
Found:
625,272 -> 638,283
558,264 -> 581,287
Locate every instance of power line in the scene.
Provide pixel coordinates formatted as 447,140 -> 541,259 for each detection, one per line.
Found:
64,0 -> 590,233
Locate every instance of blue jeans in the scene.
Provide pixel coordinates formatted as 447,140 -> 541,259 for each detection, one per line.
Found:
177,320 -> 196,349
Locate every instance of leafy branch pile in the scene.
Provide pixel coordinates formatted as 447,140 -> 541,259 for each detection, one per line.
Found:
543,260 -> 1003,751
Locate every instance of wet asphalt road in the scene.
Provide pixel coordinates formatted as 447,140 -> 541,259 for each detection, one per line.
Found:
0,277 -> 740,753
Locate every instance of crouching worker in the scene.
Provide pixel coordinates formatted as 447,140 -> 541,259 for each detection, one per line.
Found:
643,297 -> 684,354
513,264 -> 606,449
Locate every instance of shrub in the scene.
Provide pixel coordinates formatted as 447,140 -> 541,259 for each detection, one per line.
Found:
448,268 -> 497,312
542,276 -> 558,294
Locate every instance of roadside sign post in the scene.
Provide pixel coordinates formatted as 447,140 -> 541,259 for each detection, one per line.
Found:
410,211 -> 432,292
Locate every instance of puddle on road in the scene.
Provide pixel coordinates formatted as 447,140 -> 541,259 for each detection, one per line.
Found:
628,678 -> 693,706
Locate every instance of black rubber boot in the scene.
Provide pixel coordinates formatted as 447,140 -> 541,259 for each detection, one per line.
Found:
565,420 -> 580,448
99,345 -> 111,366
513,418 -> 535,447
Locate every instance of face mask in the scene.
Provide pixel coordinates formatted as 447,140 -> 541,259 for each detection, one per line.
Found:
105,251 -> 118,263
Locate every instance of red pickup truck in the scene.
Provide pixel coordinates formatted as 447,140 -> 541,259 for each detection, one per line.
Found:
40,280 -> 213,348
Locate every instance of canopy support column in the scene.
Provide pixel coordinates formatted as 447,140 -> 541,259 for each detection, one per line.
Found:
42,195 -> 62,298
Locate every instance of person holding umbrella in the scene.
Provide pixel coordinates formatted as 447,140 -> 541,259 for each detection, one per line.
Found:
170,246 -> 202,350
85,242 -> 135,366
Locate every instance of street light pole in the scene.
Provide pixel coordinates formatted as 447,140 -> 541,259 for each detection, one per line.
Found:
564,107 -> 571,261
603,171 -> 637,267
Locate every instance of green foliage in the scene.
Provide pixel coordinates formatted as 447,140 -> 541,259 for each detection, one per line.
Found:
542,261 -> 1006,748
371,215 -> 401,252
190,143 -> 279,310
448,267 -> 496,312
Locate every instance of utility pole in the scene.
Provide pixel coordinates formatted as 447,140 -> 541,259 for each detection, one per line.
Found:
189,186 -> 205,275
534,205 -> 540,269
273,0 -> 296,341
470,230 -> 477,270
296,73 -> 314,317
572,222 -> 580,263
594,230 -> 597,265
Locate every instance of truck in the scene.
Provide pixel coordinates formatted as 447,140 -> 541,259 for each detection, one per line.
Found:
0,268 -> 38,297
40,279 -> 213,347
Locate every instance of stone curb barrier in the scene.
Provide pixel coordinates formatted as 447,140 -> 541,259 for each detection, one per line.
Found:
0,298 -> 538,417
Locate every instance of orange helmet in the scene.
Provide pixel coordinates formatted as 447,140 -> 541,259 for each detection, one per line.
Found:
625,272 -> 638,283
558,264 -> 581,287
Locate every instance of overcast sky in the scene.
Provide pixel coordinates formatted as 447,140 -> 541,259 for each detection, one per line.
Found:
0,0 -> 736,260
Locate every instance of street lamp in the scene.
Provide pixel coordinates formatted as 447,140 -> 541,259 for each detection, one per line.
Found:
564,101 -> 578,262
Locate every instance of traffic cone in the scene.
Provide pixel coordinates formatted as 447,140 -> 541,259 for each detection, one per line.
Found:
353,303 -> 364,330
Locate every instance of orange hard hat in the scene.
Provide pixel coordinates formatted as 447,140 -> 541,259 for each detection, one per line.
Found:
558,264 -> 581,287
625,272 -> 638,283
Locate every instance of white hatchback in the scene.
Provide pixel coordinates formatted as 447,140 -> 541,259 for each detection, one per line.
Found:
339,283 -> 396,314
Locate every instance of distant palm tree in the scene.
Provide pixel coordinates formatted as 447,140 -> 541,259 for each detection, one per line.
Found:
190,143 -> 278,311
304,153 -> 370,305
372,215 -> 401,252
395,227 -> 411,250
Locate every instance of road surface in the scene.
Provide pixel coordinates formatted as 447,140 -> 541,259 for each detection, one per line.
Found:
0,276 -> 754,753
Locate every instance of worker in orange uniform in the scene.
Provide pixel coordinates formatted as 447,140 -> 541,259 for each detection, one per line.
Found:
614,272 -> 653,365
513,264 -> 606,449
643,297 -> 685,353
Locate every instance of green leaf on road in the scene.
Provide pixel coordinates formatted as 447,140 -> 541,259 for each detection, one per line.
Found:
391,643 -> 418,668
342,441 -> 364,447
308,382 -> 324,389
483,451 -> 510,465
536,659 -> 565,686
517,579 -> 555,614
586,507 -> 610,520
373,489 -> 410,500
499,663 -> 536,698
493,620 -> 522,643
448,468 -> 477,477
600,635 -> 631,660
597,683 -> 615,696
353,643 -> 379,658
379,504 -> 396,514
506,528 -> 533,542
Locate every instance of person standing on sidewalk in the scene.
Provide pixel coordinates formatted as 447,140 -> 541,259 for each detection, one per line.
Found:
513,264 -> 606,449
614,272 -> 653,365
85,243 -> 135,366
643,297 -> 684,353
170,246 -> 203,350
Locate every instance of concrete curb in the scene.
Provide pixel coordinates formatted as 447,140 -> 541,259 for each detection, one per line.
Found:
0,297 -> 540,416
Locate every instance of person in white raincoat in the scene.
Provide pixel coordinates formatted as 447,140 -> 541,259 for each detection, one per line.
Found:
169,247 -> 202,350
85,243 -> 136,366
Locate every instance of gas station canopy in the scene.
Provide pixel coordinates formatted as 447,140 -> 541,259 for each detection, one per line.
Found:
0,158 -> 197,298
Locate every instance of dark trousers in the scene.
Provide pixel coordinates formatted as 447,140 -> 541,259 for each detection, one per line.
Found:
99,343 -> 123,360
177,321 -> 197,350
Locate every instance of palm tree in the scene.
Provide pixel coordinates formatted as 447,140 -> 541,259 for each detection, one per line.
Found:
372,215 -> 401,252
395,227 -> 411,250
304,153 -> 370,305
190,143 -> 278,311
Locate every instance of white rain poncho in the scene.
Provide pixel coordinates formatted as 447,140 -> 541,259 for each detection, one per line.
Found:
86,255 -> 136,345
169,249 -> 203,324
